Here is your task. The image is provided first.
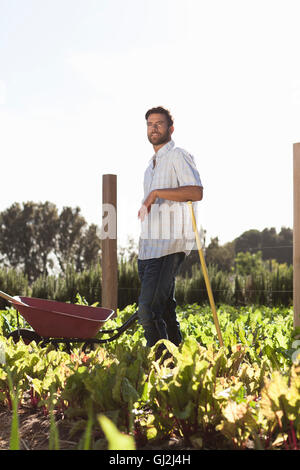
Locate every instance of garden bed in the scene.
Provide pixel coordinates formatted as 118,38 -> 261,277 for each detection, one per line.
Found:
1,303 -> 299,450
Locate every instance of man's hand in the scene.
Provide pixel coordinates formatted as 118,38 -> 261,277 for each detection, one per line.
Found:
137,204 -> 148,222
138,190 -> 158,221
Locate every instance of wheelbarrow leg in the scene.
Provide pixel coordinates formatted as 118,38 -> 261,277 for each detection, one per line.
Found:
8,329 -> 42,345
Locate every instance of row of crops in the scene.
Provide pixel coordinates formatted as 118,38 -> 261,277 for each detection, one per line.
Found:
0,301 -> 300,450
0,260 -> 294,311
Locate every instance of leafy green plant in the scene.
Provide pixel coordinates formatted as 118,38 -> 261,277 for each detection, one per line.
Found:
98,414 -> 136,450
6,368 -> 20,450
0,301 -> 298,450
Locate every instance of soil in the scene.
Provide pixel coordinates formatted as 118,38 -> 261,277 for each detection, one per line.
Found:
0,407 -> 75,450
0,406 -> 192,451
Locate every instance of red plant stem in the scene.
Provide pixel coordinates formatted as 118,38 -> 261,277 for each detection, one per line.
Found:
264,435 -> 270,450
284,439 -> 289,450
289,420 -> 298,450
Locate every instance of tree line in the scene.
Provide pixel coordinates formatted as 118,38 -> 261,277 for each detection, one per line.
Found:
179,226 -> 293,276
0,202 -> 294,308
0,201 -> 293,282
0,201 -> 101,281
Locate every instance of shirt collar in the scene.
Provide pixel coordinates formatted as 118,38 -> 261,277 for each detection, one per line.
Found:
149,140 -> 175,164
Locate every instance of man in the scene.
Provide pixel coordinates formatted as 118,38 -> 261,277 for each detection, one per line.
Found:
137,106 -> 203,354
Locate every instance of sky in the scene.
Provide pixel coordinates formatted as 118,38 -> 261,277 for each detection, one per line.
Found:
1,0 -> 300,251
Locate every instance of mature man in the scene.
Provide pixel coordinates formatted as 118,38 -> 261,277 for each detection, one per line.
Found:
137,106 -> 203,353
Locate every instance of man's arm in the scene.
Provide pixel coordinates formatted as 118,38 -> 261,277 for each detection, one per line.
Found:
155,185 -> 203,202
138,185 -> 203,220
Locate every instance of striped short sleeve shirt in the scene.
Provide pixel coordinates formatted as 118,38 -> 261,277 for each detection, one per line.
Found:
138,140 -> 203,260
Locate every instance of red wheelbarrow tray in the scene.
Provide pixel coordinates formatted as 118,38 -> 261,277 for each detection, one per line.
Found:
12,297 -> 115,339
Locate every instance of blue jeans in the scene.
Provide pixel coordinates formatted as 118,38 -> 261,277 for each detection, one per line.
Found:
137,252 -> 185,348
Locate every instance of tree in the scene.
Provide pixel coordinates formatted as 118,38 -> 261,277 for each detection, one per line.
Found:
0,202 -> 102,280
261,228 -> 278,260
32,201 -> 60,274
54,206 -> 87,273
75,224 -> 102,271
234,251 -> 264,276
205,237 -> 235,272
0,201 -> 59,281
234,227 -> 293,265
277,227 -> 293,264
234,229 -> 262,254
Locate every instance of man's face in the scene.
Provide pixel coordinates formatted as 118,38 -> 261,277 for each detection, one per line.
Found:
146,113 -> 173,147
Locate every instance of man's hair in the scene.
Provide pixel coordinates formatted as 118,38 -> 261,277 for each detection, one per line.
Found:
145,106 -> 174,127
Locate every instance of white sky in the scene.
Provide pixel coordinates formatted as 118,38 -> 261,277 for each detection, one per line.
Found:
0,0 -> 300,249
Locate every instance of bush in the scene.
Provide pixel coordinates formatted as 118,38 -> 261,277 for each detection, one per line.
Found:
0,303 -> 299,450
0,258 -> 293,310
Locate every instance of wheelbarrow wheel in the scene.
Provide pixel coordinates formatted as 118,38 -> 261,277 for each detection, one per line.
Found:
8,329 -> 42,345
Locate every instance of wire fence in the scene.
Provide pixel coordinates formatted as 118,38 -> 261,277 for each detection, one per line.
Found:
0,240 -> 295,310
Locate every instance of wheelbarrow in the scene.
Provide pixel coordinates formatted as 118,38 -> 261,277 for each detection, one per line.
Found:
0,290 -> 138,351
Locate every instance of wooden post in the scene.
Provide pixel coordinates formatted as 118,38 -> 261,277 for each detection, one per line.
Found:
293,144 -> 300,328
102,174 -> 118,315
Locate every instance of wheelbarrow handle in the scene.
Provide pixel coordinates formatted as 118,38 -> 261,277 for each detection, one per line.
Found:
0,290 -> 28,306
52,312 -> 139,347
99,311 -> 138,336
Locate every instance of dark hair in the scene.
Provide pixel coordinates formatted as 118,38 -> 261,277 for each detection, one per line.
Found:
145,106 -> 174,127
